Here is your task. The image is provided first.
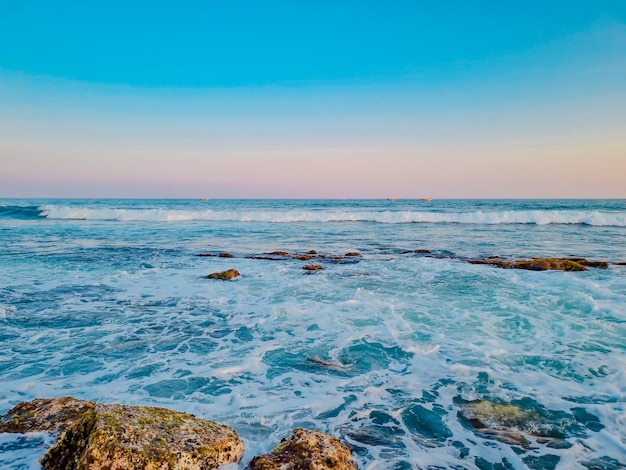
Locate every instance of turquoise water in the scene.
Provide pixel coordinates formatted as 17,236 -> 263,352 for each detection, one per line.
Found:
1,199 -> 625,469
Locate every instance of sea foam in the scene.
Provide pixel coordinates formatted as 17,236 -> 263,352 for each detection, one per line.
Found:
39,205 -> 626,226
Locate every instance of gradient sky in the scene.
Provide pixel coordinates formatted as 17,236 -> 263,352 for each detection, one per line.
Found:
1,1 -> 625,198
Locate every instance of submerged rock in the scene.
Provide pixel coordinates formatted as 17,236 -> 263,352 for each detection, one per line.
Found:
247,428 -> 357,470
457,400 -> 536,446
208,268 -> 240,280
456,398 -> 593,449
218,252 -> 235,258
344,252 -> 361,257
0,397 -> 244,470
307,356 -> 350,371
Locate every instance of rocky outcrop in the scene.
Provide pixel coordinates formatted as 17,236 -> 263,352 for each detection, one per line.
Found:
208,268 -> 240,280
247,428 -> 358,470
467,257 -> 609,271
0,397 -> 244,470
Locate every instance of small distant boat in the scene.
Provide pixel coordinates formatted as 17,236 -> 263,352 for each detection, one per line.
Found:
387,197 -> 399,201
201,198 -> 210,201
420,197 -> 433,201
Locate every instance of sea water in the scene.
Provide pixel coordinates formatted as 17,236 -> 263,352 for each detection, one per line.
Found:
0,198 -> 625,469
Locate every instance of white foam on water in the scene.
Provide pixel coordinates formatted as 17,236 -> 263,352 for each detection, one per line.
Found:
39,205 -> 626,226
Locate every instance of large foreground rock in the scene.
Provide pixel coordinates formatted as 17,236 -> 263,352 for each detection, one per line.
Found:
248,428 -> 358,470
0,397 -> 244,470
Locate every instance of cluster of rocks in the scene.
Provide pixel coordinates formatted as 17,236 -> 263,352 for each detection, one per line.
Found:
201,248 -> 618,280
0,397 -> 358,470
199,250 -> 362,262
202,250 -> 363,280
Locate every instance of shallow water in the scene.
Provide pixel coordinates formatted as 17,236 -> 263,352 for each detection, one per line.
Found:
1,199 -> 625,469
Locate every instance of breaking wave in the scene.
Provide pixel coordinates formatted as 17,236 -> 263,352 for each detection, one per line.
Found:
37,206 -> 626,226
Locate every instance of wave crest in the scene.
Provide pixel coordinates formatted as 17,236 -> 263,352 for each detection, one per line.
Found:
38,206 -> 626,226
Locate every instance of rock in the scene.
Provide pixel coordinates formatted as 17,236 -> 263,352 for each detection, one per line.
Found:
303,264 -> 324,271
0,397 -> 95,436
344,252 -> 361,257
307,250 -> 317,254
219,252 -> 234,258
456,398 -> 585,449
247,428 -> 357,470
562,258 -> 608,269
294,254 -> 314,260
468,257 -> 593,271
44,404 -> 244,470
616,262 -> 626,266
266,251 -> 290,256
467,259 -> 513,268
402,249 -> 431,254
208,269 -> 240,280
513,258 -> 587,271
1,398 -> 244,470
457,400 -> 537,447
197,253 -> 217,257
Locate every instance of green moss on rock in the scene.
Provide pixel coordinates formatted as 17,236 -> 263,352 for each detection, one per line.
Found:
0,397 -> 95,436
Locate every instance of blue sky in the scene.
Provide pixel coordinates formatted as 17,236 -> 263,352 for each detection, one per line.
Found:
1,1 -> 625,197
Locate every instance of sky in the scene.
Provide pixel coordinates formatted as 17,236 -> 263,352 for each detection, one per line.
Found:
1,1 -> 625,198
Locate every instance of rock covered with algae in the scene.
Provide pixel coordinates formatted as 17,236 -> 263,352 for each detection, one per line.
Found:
0,396 -> 95,436
0,397 -> 244,470
247,428 -> 358,470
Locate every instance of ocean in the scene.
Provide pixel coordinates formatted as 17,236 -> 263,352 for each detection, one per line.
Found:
1,198 -> 625,469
